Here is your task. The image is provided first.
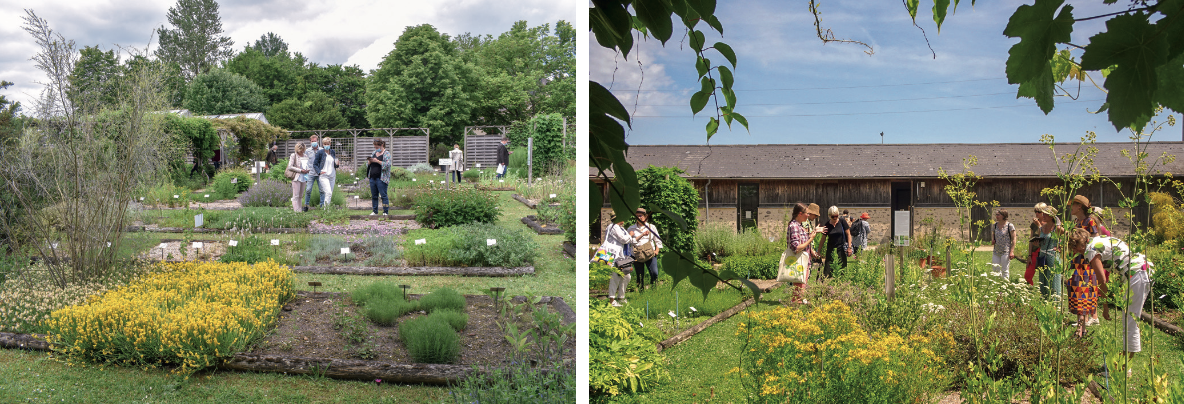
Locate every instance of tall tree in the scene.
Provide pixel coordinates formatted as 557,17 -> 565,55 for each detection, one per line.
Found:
224,47 -> 302,105
366,24 -> 473,146
249,32 -> 290,58
67,46 -> 122,113
457,21 -> 575,125
155,0 -> 234,81
300,64 -> 368,128
183,69 -> 268,115
267,91 -> 348,131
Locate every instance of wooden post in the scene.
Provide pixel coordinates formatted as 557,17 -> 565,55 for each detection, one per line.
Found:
885,253 -> 895,300
945,246 -> 952,273
527,137 -> 533,186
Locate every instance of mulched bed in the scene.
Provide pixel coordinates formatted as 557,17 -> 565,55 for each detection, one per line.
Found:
309,219 -> 420,235
248,292 -> 574,366
521,215 -> 563,235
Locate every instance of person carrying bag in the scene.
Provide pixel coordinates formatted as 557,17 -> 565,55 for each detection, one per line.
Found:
597,215 -> 635,307
781,203 -> 820,303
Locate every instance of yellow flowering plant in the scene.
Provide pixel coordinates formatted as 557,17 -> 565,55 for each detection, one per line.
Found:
736,301 -> 953,404
44,260 -> 294,374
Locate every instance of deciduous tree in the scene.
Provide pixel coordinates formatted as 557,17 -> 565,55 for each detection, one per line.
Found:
183,69 -> 268,115
267,91 -> 347,131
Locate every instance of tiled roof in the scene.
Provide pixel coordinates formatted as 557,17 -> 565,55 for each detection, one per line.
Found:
608,142 -> 1184,179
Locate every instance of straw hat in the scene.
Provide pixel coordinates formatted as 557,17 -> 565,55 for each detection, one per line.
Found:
1036,203 -> 1058,216
806,203 -> 820,216
1072,194 -> 1091,210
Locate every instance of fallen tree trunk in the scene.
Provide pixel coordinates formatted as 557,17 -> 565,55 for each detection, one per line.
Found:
218,354 -> 486,385
655,282 -> 784,353
291,266 -> 534,277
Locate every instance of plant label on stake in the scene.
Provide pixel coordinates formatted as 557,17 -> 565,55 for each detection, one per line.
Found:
271,239 -> 280,246
173,195 -> 179,199
204,194 -> 209,198
487,239 -> 497,246
340,247 -> 350,255
549,194 -> 557,199
415,239 -> 426,245
195,214 -> 204,228
413,178 -> 417,182
193,242 -> 203,249
231,177 -> 238,184
228,240 -> 238,247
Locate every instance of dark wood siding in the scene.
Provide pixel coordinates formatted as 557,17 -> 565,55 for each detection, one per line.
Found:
695,180 -> 737,207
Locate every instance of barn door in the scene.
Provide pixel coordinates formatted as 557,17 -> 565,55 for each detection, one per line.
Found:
738,183 -> 759,232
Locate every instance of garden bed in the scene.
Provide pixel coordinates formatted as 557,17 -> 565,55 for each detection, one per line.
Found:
309,220 -> 419,235
290,266 -> 534,277
125,226 -> 307,234
475,186 -> 515,191
346,215 -> 415,220
520,215 -> 563,235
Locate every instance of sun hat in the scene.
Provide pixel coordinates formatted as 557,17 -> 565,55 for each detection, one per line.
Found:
635,207 -> 647,214
860,212 -> 870,219
1071,194 -> 1091,210
1037,204 -> 1058,216
806,203 -> 820,216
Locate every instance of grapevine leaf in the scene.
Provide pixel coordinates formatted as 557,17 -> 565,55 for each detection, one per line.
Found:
1157,0 -> 1184,60
590,1 -> 634,59
670,0 -> 687,18
688,0 -> 715,19
1096,102 -> 1109,113
906,0 -> 919,23
718,65 -> 734,91
662,250 -> 692,288
1081,13 -> 1167,131
689,264 -> 717,300
590,81 -> 631,128
649,205 -> 688,232
714,42 -> 737,68
1016,66 -> 1056,114
704,14 -> 724,35
1156,54 -> 1184,113
589,181 -> 603,222
633,0 -> 673,44
608,150 -> 641,227
732,112 -> 750,132
706,117 -> 719,139
933,0 -> 950,32
590,114 -> 627,152
1003,0 -> 1074,84
690,30 -> 706,52
690,91 -> 710,115
695,56 -> 707,78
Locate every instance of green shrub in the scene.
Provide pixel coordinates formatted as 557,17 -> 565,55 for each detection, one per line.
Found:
358,236 -> 402,267
590,301 -> 668,396
237,180 -> 292,208
509,147 -> 528,171
364,299 -> 418,326
399,315 -> 460,363
144,182 -> 191,208
390,167 -> 412,182
210,168 -> 254,199
417,287 -> 466,313
402,223 -> 540,267
261,158 -> 289,182
448,361 -> 575,403
1146,244 -> 1184,310
414,188 -> 500,228
462,169 -> 480,181
428,309 -> 468,331
589,261 -> 614,290
300,236 -> 351,265
637,166 -> 700,256
695,223 -> 783,260
352,281 -> 403,306
720,253 -> 781,280
306,180 -> 347,207
408,163 -> 435,174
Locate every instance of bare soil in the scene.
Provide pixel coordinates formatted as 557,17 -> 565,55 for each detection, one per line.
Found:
248,292 -> 575,366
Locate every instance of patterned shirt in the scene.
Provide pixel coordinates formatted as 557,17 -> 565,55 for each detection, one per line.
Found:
787,221 -> 809,252
1084,235 -> 1149,276
1076,216 -> 1100,236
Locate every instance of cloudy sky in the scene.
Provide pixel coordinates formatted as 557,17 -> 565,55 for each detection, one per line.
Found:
590,0 -> 1183,144
0,0 -> 578,111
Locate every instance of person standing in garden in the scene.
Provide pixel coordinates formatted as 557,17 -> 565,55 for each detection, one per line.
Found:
303,134 -> 322,211
449,143 -> 464,183
629,208 -> 662,291
311,137 -> 340,209
1066,229 -> 1104,338
821,206 -> 853,278
990,209 -> 1017,280
850,212 -> 871,256
1034,203 -> 1062,298
1069,195 -> 1109,325
286,142 -> 312,213
367,139 -> 392,215
603,213 -> 634,307
786,203 -> 821,303
806,203 -> 822,264
495,137 -> 510,179
265,143 -> 278,172
1085,233 -> 1154,374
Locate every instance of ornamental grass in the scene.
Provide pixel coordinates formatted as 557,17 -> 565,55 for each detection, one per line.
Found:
44,261 -> 295,374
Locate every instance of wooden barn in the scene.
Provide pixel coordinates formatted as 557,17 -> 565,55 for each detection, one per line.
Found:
592,142 -> 1184,245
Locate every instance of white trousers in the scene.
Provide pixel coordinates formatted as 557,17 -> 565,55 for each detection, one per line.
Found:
991,252 -> 1011,280
609,272 -> 631,300
1120,270 -> 1150,353
317,174 -> 336,207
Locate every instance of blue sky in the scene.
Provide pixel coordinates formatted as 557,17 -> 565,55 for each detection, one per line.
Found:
588,0 -> 1183,145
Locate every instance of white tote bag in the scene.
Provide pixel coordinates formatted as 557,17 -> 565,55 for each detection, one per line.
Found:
776,248 -> 811,284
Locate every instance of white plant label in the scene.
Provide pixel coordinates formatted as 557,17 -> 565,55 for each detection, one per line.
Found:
158,243 -> 168,249
354,196 -> 359,199
231,178 -> 238,184
486,239 -> 497,246
106,242 -> 112,248
415,239 -> 426,245
549,194 -> 557,199
195,214 -> 204,228
51,242 -> 59,249
499,180 -> 504,183
173,195 -> 179,199
228,240 -> 238,247
475,163 -> 481,168
689,307 -> 698,312
251,167 -> 257,174
192,242 -> 203,249
139,197 -> 145,201
340,247 -> 351,255
668,311 -> 677,318
271,239 -> 280,246
430,180 -> 434,183
204,194 -> 209,198
254,182 -> 258,185
412,178 -> 417,182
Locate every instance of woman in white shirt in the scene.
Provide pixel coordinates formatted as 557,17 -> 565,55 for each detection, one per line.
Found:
1085,234 -> 1153,371
628,208 -> 663,291
285,142 -> 311,212
602,214 -> 633,306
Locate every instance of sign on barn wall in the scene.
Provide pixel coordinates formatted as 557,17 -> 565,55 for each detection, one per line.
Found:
894,210 -> 910,246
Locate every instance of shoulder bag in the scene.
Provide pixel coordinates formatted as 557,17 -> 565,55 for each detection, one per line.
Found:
633,240 -> 656,262
284,153 -> 298,179
777,246 -> 811,284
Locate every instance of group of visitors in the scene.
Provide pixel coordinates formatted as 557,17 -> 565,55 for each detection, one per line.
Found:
600,208 -> 663,307
782,204 -> 871,301
283,134 -> 345,213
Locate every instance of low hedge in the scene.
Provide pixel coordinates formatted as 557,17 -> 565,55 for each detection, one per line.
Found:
414,188 -> 500,228
720,252 -> 782,280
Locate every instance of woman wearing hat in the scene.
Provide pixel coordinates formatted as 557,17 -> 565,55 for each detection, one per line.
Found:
990,209 -> 1017,280
1034,202 -> 1062,298
1070,195 -> 1107,237
785,203 -> 821,303
603,213 -> 634,307
629,208 -> 662,291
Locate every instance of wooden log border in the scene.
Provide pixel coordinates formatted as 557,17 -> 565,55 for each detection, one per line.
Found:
126,226 -> 307,234
346,215 -> 416,220
512,194 -> 537,209
562,241 -> 576,258
1,294 -> 575,385
291,265 -> 534,277
475,186 -> 515,191
654,282 -> 784,353
521,216 -> 563,235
